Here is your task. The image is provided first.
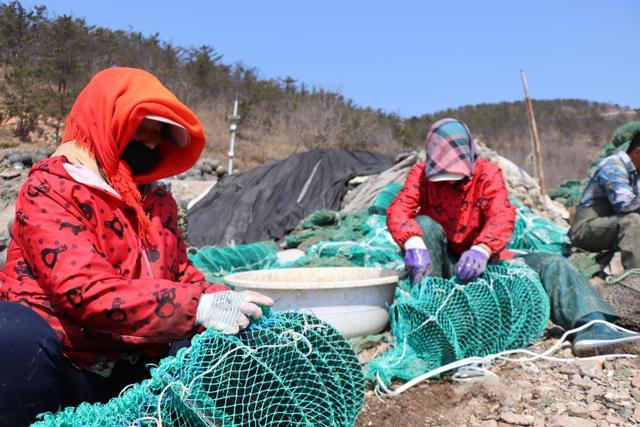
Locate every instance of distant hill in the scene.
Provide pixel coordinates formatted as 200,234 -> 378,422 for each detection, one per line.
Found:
1,1 -> 638,187
406,100 -> 640,187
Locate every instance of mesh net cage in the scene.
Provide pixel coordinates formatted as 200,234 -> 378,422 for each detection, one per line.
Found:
33,312 -> 365,427
367,261 -> 550,385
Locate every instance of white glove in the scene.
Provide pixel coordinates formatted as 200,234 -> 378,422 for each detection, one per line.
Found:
195,290 -> 273,334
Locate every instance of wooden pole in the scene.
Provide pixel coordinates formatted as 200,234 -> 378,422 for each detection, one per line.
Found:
520,69 -> 546,197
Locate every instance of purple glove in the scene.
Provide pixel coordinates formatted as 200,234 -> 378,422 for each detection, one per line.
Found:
404,248 -> 432,285
455,246 -> 489,282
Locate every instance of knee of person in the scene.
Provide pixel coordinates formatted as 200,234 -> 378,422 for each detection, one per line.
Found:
0,303 -> 61,359
620,212 -> 640,229
416,215 -> 445,237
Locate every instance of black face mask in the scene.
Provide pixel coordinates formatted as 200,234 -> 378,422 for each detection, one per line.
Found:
120,139 -> 161,175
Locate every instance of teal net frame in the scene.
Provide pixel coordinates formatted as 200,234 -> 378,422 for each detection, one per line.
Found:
33,312 -> 365,427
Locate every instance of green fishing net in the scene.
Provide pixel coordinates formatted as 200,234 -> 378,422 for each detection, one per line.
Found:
33,311 -> 365,427
368,183 -> 403,215
507,198 -> 569,254
611,120 -> 640,148
189,241 -> 279,282
191,184 -> 567,278
368,261 -> 550,385
547,179 -> 584,208
285,210 -> 369,251
305,214 -> 404,271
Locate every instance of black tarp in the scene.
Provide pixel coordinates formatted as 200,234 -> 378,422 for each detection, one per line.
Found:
187,148 -> 393,247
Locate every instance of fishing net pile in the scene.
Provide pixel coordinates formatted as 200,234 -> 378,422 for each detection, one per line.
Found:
547,180 -> 584,208
190,199 -> 405,280
188,241 -> 279,283
190,182 -> 568,293
507,198 -> 569,255
34,311 -> 365,427
367,262 -> 550,385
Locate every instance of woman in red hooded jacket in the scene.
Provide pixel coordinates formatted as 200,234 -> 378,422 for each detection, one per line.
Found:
0,67 -> 272,425
388,118 -> 639,359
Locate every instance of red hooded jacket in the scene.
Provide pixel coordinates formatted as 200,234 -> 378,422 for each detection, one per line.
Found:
0,157 -> 227,367
387,158 -> 516,260
0,68 -> 227,368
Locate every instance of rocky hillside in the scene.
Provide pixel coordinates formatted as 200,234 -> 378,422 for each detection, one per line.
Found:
409,100 -> 640,188
2,1 -> 639,188
3,99 -> 638,189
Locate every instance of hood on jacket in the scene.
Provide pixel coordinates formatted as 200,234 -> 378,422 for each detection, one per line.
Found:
61,67 -> 205,245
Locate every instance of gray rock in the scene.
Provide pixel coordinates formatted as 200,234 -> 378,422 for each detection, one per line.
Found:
0,249 -> 5,269
574,376 -> 598,391
549,415 -> 596,427
568,403 -> 589,418
7,153 -> 22,164
589,411 -> 605,420
215,165 -> 228,176
500,411 -> 534,425
0,169 -> 21,180
577,360 -> 603,379
590,386 -> 606,397
32,154 -> 47,164
632,373 -> 640,388
199,163 -> 213,174
0,230 -> 9,251
604,413 -> 622,425
586,403 -> 604,412
37,147 -> 55,157
1,148 -> 17,160
560,364 -> 580,375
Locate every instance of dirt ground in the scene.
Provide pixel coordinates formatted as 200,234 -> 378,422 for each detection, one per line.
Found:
356,336 -> 640,427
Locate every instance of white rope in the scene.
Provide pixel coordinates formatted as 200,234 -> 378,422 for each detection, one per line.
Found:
375,319 -> 637,397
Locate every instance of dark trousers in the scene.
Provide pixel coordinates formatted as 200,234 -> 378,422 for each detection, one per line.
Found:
416,215 -> 618,330
569,201 -> 640,269
0,302 -> 155,426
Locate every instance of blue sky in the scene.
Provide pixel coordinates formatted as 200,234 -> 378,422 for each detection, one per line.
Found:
20,0 -> 640,117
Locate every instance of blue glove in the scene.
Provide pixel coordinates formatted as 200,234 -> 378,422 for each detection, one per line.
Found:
404,248 -> 432,285
455,246 -> 489,282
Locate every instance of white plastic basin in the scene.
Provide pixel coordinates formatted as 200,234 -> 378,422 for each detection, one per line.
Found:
224,267 -> 399,338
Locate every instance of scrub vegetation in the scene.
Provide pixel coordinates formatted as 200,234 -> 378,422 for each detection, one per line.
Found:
1,0 -> 639,186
